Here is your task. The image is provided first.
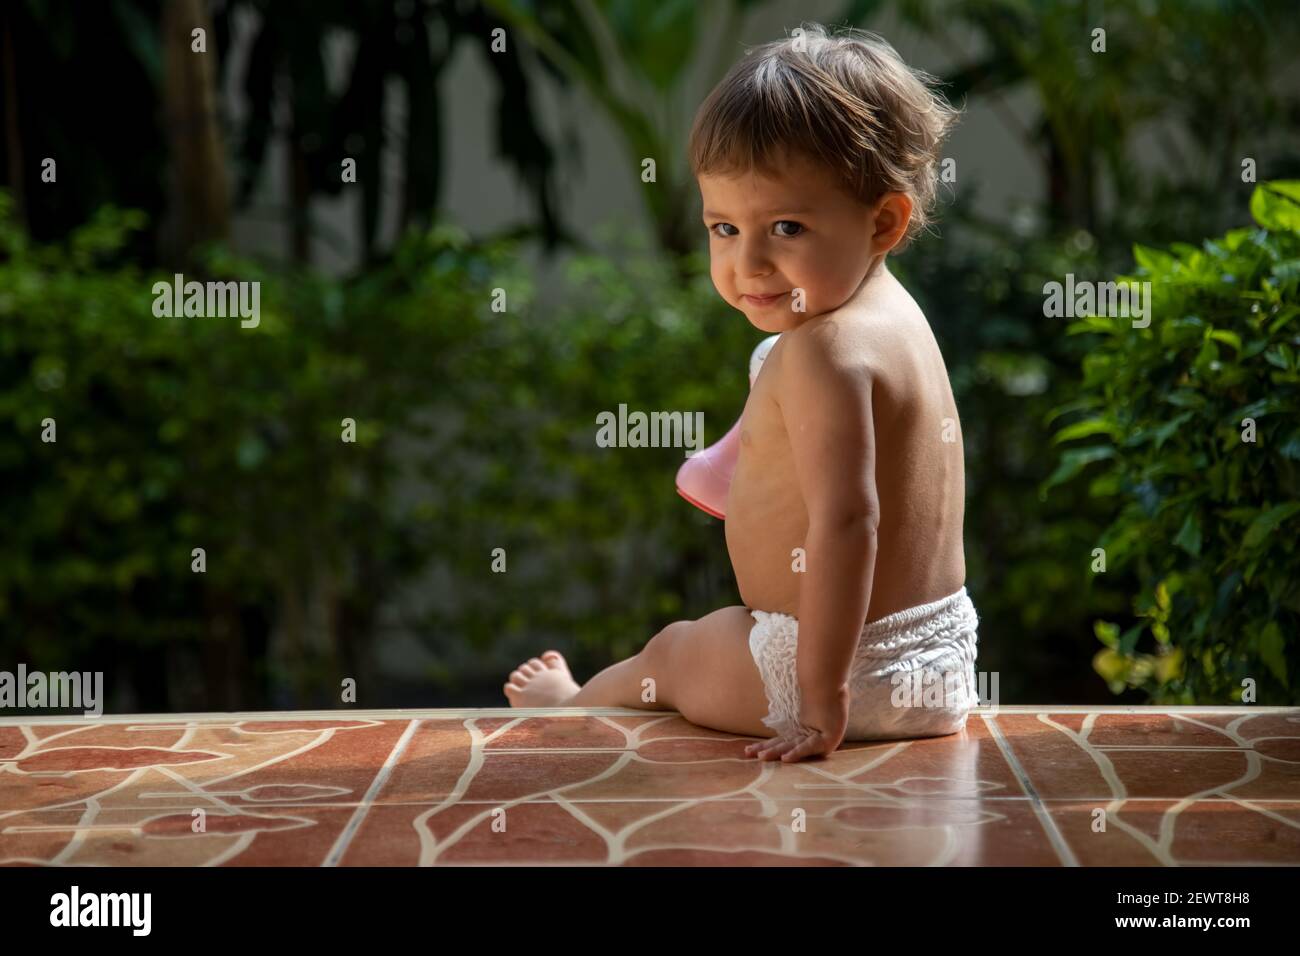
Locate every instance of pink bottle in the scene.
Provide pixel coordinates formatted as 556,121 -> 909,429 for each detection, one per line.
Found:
675,335 -> 780,519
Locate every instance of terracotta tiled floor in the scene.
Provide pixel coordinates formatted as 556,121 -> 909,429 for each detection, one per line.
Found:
1,706 -> 1297,866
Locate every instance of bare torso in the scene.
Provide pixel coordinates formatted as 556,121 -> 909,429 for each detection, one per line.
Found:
725,266 -> 966,621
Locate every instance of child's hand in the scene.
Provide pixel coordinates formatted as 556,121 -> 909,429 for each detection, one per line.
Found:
745,685 -> 849,762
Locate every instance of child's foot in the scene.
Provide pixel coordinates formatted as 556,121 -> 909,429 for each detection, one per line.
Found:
503,651 -> 581,707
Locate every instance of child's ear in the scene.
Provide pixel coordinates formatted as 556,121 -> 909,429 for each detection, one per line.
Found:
869,192 -> 914,253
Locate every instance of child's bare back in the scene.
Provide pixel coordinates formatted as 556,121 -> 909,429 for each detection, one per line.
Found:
727,263 -> 966,625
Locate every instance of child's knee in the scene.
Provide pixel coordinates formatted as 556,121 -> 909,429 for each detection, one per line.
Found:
646,619 -> 692,667
640,620 -> 694,697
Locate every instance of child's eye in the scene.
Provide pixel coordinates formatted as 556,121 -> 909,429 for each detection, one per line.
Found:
709,221 -> 801,238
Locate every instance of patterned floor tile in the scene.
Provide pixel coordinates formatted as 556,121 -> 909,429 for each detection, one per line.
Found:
1,707 -> 1296,866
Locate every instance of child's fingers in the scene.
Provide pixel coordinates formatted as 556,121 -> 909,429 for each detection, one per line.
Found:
747,741 -> 785,759
780,733 -> 826,762
749,736 -> 796,760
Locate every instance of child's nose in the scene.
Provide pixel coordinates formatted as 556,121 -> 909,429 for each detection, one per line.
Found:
738,237 -> 774,276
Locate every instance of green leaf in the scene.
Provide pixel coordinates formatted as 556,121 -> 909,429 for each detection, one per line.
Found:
1088,472 -> 1121,497
1152,411 -> 1195,450
1093,647 -> 1128,686
1072,315 -> 1128,336
1268,306 -> 1300,335
1052,417 -> 1117,444
1163,389 -> 1207,409
1259,622 -> 1289,689
1174,511 -> 1202,556
1207,328 -> 1242,351
1235,396 -> 1283,420
1243,502 -> 1300,549
1250,181 -> 1300,233
1040,446 -> 1115,495
1044,396 -> 1102,426
1271,259 -> 1300,280
1118,624 -> 1144,656
1133,243 -> 1175,274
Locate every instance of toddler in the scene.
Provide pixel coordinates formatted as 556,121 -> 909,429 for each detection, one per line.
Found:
504,23 -> 978,763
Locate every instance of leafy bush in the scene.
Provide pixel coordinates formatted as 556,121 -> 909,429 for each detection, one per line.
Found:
1048,181 -> 1300,704
0,191 -> 525,709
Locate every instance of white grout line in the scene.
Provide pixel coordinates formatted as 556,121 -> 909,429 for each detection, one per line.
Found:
321,719 -> 420,867
1040,713 -> 1168,863
2,704 -> 1297,727
982,714 -> 1081,866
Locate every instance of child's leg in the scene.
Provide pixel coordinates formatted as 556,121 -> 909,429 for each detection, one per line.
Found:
504,605 -> 775,738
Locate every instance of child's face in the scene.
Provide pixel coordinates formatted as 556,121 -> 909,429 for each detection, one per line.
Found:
698,150 -> 879,333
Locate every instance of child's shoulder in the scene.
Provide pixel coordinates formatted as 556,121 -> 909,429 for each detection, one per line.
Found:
778,294 -> 925,378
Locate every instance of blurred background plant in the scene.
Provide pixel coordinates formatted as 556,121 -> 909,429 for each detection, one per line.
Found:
1048,181 -> 1300,703
0,192 -> 533,708
1,0 -> 1298,711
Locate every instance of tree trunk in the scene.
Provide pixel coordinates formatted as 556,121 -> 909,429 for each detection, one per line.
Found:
161,0 -> 230,265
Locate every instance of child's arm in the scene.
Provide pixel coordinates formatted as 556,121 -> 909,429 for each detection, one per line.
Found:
777,327 -> 880,739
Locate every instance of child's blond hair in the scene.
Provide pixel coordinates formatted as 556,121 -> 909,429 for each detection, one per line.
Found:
688,22 -> 959,250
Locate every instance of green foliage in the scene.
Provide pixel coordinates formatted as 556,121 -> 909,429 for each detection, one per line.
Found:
1049,181 -> 1300,704
892,0 -> 1300,238
0,190 -> 526,706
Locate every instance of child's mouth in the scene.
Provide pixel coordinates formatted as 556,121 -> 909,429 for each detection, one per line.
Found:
742,291 -> 787,306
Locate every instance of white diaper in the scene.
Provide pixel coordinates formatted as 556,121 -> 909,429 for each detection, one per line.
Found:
747,587 -> 980,742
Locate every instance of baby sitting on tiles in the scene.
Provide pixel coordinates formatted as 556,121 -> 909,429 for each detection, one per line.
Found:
504,24 -> 978,763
